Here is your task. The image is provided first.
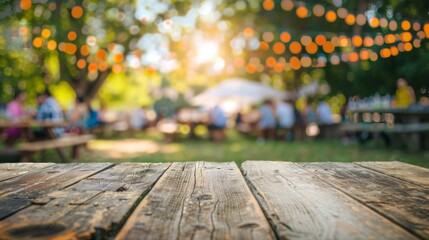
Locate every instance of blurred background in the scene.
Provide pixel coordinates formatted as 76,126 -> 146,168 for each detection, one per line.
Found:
0,0 -> 428,167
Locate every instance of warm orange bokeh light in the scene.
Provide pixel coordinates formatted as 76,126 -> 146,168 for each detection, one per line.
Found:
369,18 -> 380,28
400,32 -> 412,42
64,43 -> 77,54
76,59 -> 86,69
305,42 -> 318,54
322,41 -> 335,53
364,36 -> 374,47
349,52 -> 359,62
274,63 -> 284,72
359,50 -> 370,60
263,0 -> 275,11
404,42 -> 413,51
273,42 -> 286,54
259,41 -> 270,50
352,36 -> 363,47
47,40 -> 57,50
384,34 -> 396,44
114,53 -> 124,63
296,6 -> 309,18
80,45 -> 90,56
325,10 -> 337,22
19,27 -> 28,35
390,46 -> 399,56
33,37 -> 43,48
88,62 -> 98,72
401,20 -> 411,31
315,35 -> 326,45
289,41 -> 302,54
41,29 -> 51,38
246,63 -> 257,73
96,49 -> 108,60
99,61 -> 109,71
380,48 -> 391,58
243,27 -> 254,37
424,24 -> 429,38
20,0 -> 32,10
289,56 -> 301,70
280,32 -> 291,43
338,36 -> 349,47
68,31 -> 77,41
71,6 -> 83,19
266,57 -> 276,67
345,14 -> 356,25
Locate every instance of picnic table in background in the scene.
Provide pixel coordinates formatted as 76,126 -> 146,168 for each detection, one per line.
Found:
0,161 -> 426,239
0,121 -> 93,162
341,107 -> 429,152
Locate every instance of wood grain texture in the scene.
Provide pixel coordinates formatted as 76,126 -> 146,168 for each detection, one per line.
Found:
242,161 -> 416,240
0,163 -> 55,182
355,161 -> 429,188
0,163 -> 112,220
301,162 -> 429,239
0,163 -> 170,240
116,162 -> 275,240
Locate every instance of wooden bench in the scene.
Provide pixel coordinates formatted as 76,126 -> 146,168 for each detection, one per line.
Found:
341,122 -> 429,133
341,123 -> 429,152
17,134 -> 94,161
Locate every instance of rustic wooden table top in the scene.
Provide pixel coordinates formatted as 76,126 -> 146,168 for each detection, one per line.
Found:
0,161 -> 427,240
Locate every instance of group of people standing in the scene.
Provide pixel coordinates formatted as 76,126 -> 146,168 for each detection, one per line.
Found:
256,98 -> 333,143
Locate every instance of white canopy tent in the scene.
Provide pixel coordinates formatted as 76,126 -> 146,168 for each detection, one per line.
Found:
191,78 -> 289,107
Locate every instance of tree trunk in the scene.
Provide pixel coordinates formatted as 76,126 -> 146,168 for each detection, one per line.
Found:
84,69 -> 112,103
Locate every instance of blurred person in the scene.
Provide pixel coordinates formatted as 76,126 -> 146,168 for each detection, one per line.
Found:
208,105 -> 227,142
302,98 -> 316,124
130,106 -> 147,131
67,96 -> 89,135
3,90 -> 28,146
420,96 -> 429,107
275,99 -> 295,141
395,78 -> 416,107
316,100 -> 333,125
34,90 -> 64,138
302,98 -> 316,139
292,99 -> 305,141
258,100 -> 276,143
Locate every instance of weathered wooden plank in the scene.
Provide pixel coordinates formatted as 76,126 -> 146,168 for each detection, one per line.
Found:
355,161 -> 429,188
242,161 -> 416,240
0,163 -> 112,220
0,163 -> 170,240
0,163 -> 55,182
116,162 -> 275,240
301,162 -> 429,239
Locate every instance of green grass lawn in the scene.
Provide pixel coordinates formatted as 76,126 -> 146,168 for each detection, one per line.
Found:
3,130 -> 427,168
